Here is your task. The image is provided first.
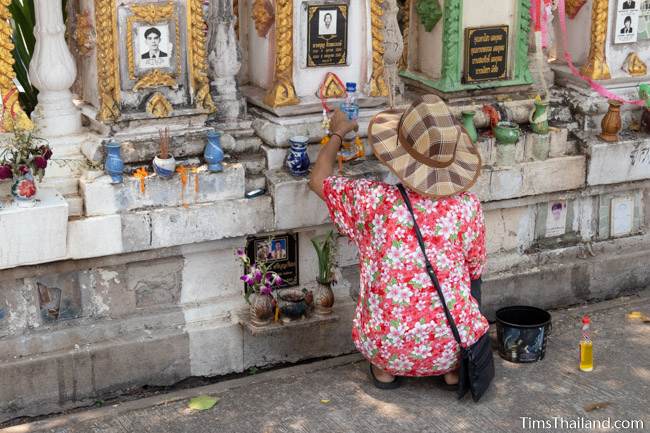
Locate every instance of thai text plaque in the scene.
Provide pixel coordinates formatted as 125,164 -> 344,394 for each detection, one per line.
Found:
463,25 -> 509,83
306,4 -> 348,67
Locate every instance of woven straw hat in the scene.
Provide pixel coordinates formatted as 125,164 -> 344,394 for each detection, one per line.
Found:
368,94 -> 481,198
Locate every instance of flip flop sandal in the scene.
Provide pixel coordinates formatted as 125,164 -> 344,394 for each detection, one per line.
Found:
368,364 -> 402,390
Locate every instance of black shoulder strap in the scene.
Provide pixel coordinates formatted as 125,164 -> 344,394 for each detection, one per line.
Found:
396,184 -> 464,348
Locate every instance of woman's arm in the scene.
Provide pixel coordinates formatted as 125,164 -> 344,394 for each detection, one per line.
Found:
308,109 -> 358,200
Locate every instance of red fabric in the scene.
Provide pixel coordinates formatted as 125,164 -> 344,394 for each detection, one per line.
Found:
323,176 -> 489,376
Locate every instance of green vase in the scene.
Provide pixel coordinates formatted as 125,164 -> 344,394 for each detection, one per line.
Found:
529,100 -> 549,135
493,121 -> 520,145
461,110 -> 478,144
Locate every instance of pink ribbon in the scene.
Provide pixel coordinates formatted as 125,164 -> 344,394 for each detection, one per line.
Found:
557,0 -> 645,106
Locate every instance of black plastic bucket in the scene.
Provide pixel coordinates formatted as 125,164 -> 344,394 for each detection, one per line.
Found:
496,306 -> 552,363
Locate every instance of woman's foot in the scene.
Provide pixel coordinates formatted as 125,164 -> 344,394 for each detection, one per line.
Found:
368,364 -> 402,389
443,370 -> 459,386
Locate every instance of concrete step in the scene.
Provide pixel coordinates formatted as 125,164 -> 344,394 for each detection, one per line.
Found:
245,174 -> 266,193
41,177 -> 79,196
236,153 -> 266,176
64,195 -> 83,218
223,136 -> 262,154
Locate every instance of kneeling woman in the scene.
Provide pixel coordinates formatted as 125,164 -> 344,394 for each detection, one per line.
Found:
308,96 -> 489,389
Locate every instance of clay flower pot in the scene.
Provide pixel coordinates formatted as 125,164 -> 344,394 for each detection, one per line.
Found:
598,100 -> 622,143
493,121 -> 520,145
249,292 -> 274,326
314,281 -> 334,316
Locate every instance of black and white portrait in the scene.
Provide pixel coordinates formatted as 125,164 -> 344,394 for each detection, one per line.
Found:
138,25 -> 172,69
621,0 -> 637,10
615,11 -> 639,43
318,10 -> 337,35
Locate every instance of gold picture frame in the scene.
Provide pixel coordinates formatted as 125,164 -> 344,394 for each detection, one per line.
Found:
126,1 -> 181,89
93,0 -> 215,122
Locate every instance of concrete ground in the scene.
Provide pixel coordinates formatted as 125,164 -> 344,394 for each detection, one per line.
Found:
3,290 -> 649,433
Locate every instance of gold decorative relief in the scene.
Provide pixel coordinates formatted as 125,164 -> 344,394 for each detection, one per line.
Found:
580,0 -> 610,80
370,0 -> 388,97
0,0 -> 32,131
126,1 -> 180,84
565,0 -> 588,19
622,52 -> 647,77
133,69 -> 179,91
188,0 -> 216,112
94,0 -> 120,121
73,10 -> 95,56
146,92 -> 173,118
399,0 -> 410,71
263,0 -> 298,107
320,72 -> 346,98
252,0 -> 274,38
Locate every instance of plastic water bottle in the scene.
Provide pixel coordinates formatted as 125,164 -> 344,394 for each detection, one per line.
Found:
579,315 -> 593,372
342,82 -> 359,121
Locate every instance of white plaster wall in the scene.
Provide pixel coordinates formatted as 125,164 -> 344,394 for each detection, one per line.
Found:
414,0 -> 517,80
554,0 -> 592,65
293,0 -> 368,97
247,0 -> 273,89
416,12 -> 444,79
605,0 -> 650,78
462,0 -> 517,76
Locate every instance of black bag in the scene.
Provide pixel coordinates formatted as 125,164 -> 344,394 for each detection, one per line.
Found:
397,184 -> 495,402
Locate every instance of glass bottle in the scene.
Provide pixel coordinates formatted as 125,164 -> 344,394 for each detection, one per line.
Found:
579,315 -> 593,372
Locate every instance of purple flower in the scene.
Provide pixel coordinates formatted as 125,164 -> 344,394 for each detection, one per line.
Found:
40,146 -> 53,161
34,156 -> 47,169
273,275 -> 284,287
253,268 -> 263,283
240,274 -> 255,285
260,284 -> 273,296
0,165 -> 12,180
18,165 -> 29,175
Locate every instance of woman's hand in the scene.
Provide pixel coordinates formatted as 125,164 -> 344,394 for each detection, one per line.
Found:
329,109 -> 358,137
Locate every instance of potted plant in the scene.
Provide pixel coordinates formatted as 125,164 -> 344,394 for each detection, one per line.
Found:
311,230 -> 336,316
236,248 -> 284,326
0,128 -> 52,207
152,128 -> 176,179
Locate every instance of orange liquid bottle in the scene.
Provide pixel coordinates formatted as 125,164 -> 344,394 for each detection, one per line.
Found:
579,315 -> 593,372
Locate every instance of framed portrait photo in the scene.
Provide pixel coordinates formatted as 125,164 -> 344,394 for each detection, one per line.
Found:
245,233 -> 299,288
124,2 -> 181,89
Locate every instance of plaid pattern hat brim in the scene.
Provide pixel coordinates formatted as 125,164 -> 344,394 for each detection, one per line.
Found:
368,95 -> 482,198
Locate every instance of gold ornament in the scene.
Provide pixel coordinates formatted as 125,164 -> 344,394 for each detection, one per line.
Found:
133,69 -> 179,91
565,0 -> 588,19
188,0 -> 217,112
252,0 -> 274,38
0,0 -> 32,131
130,2 -> 174,23
622,52 -> 647,77
73,11 -> 95,56
94,0 -> 120,121
580,0 -> 611,80
263,0 -> 299,107
320,72 -> 346,98
370,0 -> 388,97
399,0 -> 410,71
146,92 -> 173,118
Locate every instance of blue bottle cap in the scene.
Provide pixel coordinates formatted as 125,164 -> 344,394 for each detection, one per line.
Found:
346,82 -> 357,92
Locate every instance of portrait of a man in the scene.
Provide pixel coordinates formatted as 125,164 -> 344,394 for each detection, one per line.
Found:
141,27 -> 168,59
137,24 -> 172,70
271,239 -> 287,260
623,0 -> 637,9
621,15 -> 634,33
318,10 -> 337,35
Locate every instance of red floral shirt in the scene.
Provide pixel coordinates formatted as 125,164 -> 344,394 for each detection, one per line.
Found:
323,176 -> 489,376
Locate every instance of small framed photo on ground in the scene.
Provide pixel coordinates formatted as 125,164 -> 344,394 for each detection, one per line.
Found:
610,196 -> 634,237
245,233 -> 299,288
545,200 -> 568,238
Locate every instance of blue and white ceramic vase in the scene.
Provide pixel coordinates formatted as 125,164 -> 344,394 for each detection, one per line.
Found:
104,140 -> 124,184
204,130 -> 224,172
286,136 -> 310,176
153,155 -> 176,179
